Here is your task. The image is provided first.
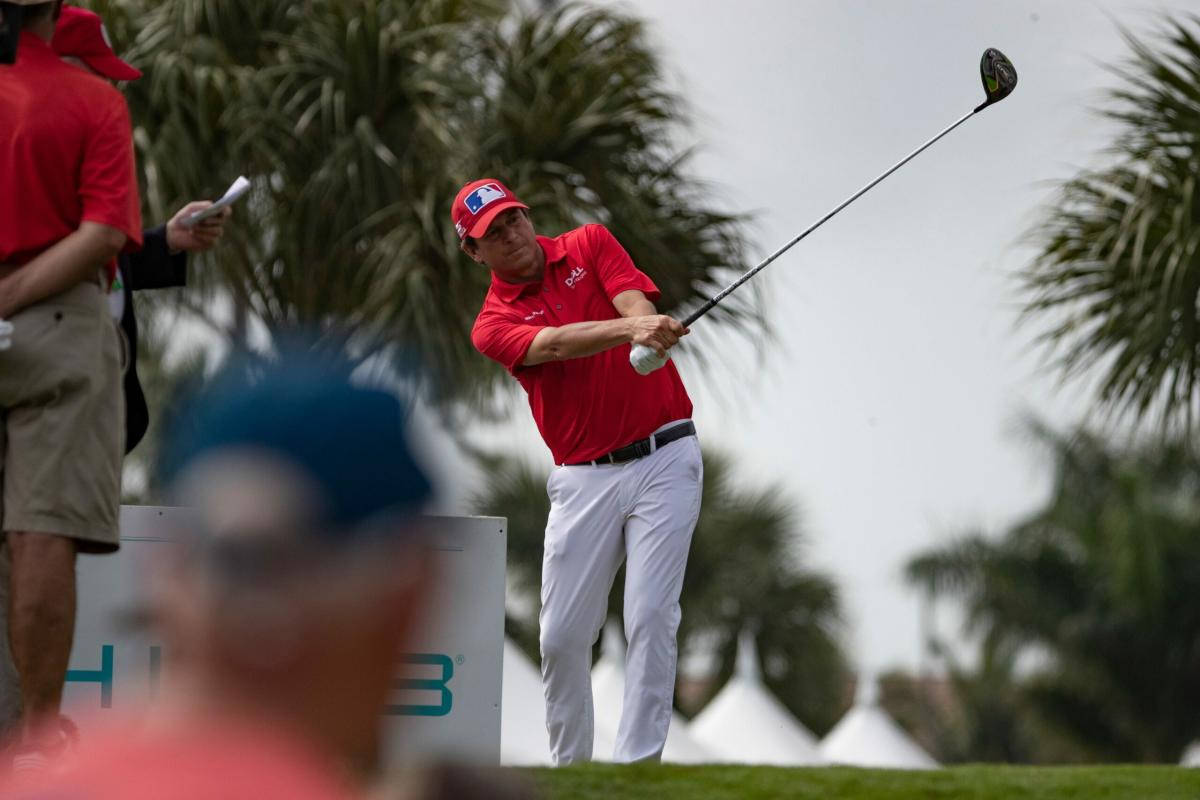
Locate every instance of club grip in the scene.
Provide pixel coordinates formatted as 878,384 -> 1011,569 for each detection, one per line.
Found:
629,344 -> 669,375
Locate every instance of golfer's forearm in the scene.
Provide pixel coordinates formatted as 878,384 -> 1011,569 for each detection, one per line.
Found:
612,289 -> 657,318
524,318 -> 634,365
0,222 -> 125,318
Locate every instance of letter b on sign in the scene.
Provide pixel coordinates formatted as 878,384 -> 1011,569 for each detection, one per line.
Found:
388,653 -> 454,717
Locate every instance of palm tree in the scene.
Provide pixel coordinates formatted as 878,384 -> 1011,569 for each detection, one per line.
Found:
1022,16 -> 1200,433
97,0 -> 761,411
471,448 -> 851,735
906,421 -> 1200,762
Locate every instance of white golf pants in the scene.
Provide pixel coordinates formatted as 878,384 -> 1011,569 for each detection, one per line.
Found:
539,425 -> 703,765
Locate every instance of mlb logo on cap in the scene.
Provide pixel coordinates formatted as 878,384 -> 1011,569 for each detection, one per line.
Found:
451,178 -> 529,240
464,183 -> 505,214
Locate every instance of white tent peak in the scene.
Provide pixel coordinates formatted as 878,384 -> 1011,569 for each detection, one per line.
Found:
818,672 -> 938,770
856,670 -> 880,707
735,628 -> 762,684
1182,740 -> 1200,767
690,629 -> 823,766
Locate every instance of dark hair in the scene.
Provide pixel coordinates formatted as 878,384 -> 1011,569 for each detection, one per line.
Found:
21,2 -> 59,26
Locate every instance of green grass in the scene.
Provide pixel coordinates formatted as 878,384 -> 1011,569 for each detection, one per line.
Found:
524,764 -> 1200,799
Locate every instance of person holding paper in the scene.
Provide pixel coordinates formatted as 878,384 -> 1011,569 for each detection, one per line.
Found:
0,0 -> 141,772
110,202 -> 231,453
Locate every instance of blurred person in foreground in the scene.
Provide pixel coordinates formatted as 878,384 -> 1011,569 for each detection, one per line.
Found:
0,355 -> 437,797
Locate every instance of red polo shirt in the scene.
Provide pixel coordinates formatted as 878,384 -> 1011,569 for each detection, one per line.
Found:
472,223 -> 693,464
0,30 -> 142,271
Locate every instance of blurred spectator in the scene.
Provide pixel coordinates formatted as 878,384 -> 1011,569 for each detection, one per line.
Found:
0,355 -> 437,796
0,0 -> 141,771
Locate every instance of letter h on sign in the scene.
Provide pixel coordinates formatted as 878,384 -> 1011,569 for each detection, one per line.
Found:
65,645 -> 115,708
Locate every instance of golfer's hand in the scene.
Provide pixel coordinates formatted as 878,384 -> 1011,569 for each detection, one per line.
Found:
166,201 -> 232,253
629,315 -> 688,359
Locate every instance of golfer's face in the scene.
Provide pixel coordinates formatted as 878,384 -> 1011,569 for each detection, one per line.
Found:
475,208 -> 539,275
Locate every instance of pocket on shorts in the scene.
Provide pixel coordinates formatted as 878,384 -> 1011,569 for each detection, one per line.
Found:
688,435 -> 703,482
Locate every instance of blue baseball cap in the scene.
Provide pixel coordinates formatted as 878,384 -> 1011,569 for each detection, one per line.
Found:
161,354 -> 431,543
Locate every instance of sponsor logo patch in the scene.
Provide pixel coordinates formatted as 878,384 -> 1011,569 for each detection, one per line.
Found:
464,183 -> 505,214
564,267 -> 587,288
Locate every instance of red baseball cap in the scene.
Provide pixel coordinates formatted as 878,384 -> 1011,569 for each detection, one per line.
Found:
451,178 -> 529,240
52,5 -> 142,82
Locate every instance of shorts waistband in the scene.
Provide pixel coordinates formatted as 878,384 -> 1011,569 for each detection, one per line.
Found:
563,421 -> 696,467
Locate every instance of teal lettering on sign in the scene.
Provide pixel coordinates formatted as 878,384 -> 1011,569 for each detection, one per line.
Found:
388,653 -> 454,717
65,645 -> 114,708
65,646 -> 458,717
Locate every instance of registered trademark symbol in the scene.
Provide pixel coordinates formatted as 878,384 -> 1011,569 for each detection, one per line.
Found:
455,654 -> 465,665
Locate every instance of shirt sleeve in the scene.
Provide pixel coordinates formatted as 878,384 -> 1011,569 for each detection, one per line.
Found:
472,308 -> 543,376
79,90 -> 143,251
126,225 -> 188,291
584,224 -> 660,303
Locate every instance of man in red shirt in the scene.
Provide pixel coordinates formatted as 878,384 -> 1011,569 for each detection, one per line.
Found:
460,179 -> 704,764
0,0 -> 141,768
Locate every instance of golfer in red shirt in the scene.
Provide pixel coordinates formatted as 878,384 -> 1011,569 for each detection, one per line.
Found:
462,179 -> 703,764
0,0 -> 140,771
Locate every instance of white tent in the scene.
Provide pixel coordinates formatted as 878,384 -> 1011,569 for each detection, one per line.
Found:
590,619 -> 714,763
689,630 -> 824,765
500,638 -> 553,766
1182,741 -> 1200,767
818,673 -> 938,770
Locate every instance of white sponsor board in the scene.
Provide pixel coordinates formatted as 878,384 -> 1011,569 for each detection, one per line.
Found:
62,506 -> 506,765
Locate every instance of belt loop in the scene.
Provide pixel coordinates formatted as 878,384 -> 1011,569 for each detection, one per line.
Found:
649,432 -> 657,454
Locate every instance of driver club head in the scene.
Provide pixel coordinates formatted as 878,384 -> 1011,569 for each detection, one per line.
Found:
976,48 -> 1017,112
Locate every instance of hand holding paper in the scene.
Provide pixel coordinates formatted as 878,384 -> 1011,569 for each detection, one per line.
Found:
183,176 -> 251,228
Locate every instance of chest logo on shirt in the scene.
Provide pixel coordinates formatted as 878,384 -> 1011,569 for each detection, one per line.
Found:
523,309 -> 545,321
564,267 -> 587,288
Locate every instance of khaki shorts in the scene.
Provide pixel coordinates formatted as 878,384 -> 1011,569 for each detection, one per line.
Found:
0,282 -> 123,553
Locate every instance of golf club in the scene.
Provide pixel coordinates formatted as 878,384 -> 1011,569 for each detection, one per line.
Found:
630,47 -> 1019,375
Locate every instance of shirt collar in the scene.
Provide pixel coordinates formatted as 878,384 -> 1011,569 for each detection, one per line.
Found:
539,234 -> 567,266
488,235 -> 568,304
489,272 -> 539,303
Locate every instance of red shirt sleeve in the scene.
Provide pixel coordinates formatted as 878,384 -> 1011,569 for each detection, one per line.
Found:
472,307 -> 543,376
584,224 -> 660,303
79,89 -> 142,250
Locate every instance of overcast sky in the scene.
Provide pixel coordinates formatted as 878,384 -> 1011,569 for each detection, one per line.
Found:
429,0 -> 1198,674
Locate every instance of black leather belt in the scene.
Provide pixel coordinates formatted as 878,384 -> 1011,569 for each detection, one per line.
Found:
566,421 -> 696,466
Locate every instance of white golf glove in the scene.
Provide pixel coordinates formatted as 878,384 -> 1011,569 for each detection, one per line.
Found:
629,343 -> 669,375
0,319 -> 12,351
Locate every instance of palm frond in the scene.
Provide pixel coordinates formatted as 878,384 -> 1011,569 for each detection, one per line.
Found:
1022,15 -> 1200,434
